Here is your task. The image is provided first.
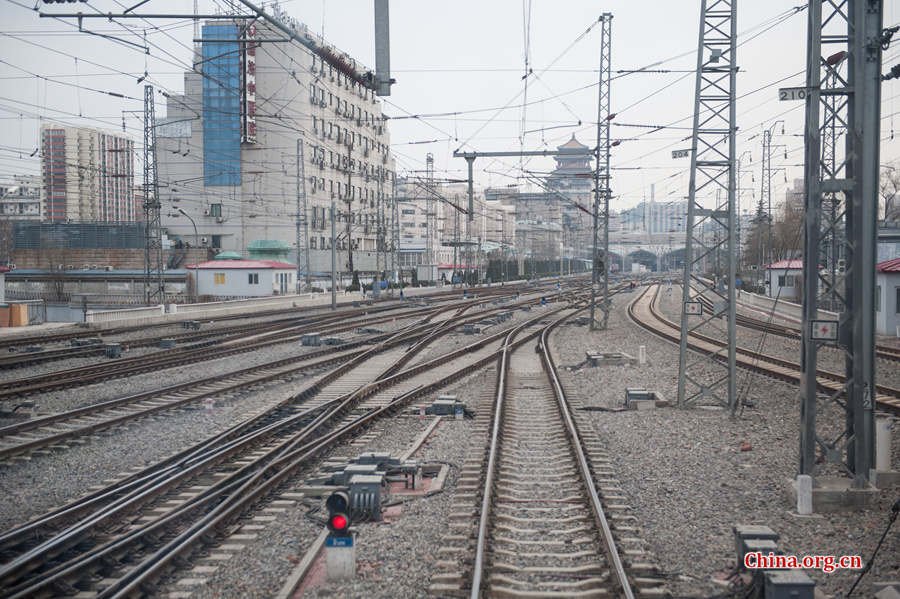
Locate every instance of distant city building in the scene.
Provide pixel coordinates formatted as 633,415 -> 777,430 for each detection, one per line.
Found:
0,175 -> 41,221
40,123 -> 136,222
158,9 -> 395,277
617,191 -> 687,235
784,178 -> 804,215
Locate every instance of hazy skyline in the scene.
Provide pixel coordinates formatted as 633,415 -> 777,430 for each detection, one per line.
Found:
0,0 -> 897,214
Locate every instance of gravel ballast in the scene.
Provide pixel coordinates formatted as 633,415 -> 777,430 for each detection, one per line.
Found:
551,285 -> 900,597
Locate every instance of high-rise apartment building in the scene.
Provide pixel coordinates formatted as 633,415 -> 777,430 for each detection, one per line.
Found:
40,124 -> 136,223
158,8 -> 395,276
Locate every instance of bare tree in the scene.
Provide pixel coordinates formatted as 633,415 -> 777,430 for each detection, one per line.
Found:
881,163 -> 900,221
772,201 -> 804,261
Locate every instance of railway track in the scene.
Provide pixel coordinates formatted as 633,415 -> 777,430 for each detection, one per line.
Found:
690,290 -> 900,363
0,298 -> 467,401
431,308 -> 664,598
0,296 -> 535,461
0,280 -> 548,353
0,299 -> 573,597
628,284 -> 900,415
0,306 -> 403,370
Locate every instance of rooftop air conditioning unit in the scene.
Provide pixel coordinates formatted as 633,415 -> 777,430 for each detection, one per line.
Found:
203,209 -> 210,216
216,217 -> 225,224
104,265 -> 113,272
319,99 -> 326,108
8,263 -> 15,270
201,237 -> 208,245
90,264 -> 98,270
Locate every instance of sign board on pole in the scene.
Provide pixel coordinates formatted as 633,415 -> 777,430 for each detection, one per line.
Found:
778,87 -> 807,101
683,301 -> 702,315
671,149 -> 691,159
809,320 -> 839,341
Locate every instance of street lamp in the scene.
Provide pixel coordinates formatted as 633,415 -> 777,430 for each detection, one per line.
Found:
178,207 -> 199,304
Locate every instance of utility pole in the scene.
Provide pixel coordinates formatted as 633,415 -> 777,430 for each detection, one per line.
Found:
391,174 -> 400,291
453,194 -> 460,285
345,142 -> 354,287
759,121 -> 784,269
296,138 -> 310,293
591,13 -> 612,330
426,153 -> 435,269
800,0 -> 883,487
331,191 -> 337,309
465,156 -> 475,286
676,0 -> 738,410
143,85 -> 165,306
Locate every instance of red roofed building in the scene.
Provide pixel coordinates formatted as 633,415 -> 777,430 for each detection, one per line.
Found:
876,257 -> 900,335
186,257 -> 296,298
765,259 -> 805,301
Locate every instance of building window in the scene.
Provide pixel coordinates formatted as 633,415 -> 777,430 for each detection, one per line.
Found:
875,285 -> 881,312
214,273 -> 226,285
209,203 -> 222,217
777,274 -> 794,287
248,273 -> 259,284
896,287 -> 900,314
310,237 -> 317,249
211,235 -> 222,248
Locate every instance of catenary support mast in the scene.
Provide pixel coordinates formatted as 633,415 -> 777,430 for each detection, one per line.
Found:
800,0 -> 882,485
676,0 -> 738,410
591,13 -> 613,330
143,85 -> 165,305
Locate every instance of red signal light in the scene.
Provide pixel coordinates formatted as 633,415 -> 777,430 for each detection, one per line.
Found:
330,514 -> 348,531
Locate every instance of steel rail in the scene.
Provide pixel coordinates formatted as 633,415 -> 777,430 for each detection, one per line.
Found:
0,281 -> 541,351
88,307 -> 567,598
0,302 -> 446,399
690,286 -> 900,363
628,285 -> 900,415
0,299 -> 566,595
468,319 -> 518,599
539,318 -> 634,598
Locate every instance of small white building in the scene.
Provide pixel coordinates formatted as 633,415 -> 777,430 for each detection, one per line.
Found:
876,257 -> 900,336
187,259 -> 296,298
765,259 -> 804,301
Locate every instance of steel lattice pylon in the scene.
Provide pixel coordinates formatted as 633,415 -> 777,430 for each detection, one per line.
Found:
143,85 -> 165,305
677,0 -> 738,409
800,0 -> 883,485
590,13 -> 612,330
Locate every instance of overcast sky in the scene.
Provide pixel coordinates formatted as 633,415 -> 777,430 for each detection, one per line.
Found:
1,0 -> 898,213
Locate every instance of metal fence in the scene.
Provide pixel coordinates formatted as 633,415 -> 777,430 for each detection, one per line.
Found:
13,222 -> 146,250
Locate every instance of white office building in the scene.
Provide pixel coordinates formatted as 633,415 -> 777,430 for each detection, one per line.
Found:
158,7 -> 396,279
